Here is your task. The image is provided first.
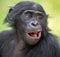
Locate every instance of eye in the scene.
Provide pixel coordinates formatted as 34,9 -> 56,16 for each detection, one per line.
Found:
25,12 -> 33,18
36,13 -> 43,19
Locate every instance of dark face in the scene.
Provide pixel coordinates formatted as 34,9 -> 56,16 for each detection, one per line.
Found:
17,10 -> 46,45
6,1 -> 47,45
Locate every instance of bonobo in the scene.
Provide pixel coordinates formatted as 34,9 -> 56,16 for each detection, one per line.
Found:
0,1 -> 60,57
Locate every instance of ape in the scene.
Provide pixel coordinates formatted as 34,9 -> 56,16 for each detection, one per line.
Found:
0,1 -> 60,57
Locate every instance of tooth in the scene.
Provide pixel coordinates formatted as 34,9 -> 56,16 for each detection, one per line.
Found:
35,32 -> 37,34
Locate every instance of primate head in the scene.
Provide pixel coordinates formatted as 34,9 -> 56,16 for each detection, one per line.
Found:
5,1 -> 48,45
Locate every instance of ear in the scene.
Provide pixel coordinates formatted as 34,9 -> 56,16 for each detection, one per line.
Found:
45,14 -> 51,31
46,14 -> 48,19
4,7 -> 15,25
9,7 -> 14,13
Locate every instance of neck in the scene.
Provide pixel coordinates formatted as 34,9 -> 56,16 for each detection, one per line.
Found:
17,40 -> 26,51
14,29 -> 26,50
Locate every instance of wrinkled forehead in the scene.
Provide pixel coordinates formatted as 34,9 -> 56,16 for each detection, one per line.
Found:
19,4 -> 46,15
9,2 -> 46,18
24,10 -> 43,13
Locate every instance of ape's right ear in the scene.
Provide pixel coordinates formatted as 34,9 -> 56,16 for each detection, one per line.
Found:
9,7 -> 14,13
4,7 -> 15,25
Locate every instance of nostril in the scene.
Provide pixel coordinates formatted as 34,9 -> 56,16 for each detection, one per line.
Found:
32,23 -> 35,26
30,21 -> 39,27
31,22 -> 38,26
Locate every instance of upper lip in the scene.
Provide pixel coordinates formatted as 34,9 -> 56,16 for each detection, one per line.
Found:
26,29 -> 42,33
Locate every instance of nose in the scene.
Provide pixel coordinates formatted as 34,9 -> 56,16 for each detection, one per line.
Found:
31,21 -> 39,27
29,20 -> 42,30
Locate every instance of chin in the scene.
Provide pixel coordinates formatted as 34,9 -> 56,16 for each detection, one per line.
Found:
25,30 -> 42,45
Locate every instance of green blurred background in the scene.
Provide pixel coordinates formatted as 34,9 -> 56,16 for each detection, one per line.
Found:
0,0 -> 60,43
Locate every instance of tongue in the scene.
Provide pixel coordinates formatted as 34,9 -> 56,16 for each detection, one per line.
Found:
32,34 -> 37,37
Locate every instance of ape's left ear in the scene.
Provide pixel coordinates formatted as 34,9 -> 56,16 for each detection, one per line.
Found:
46,14 -> 52,19
46,14 -> 51,31
4,7 -> 15,25
46,14 -> 49,19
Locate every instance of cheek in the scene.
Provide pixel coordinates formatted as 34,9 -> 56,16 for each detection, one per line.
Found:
38,19 -> 46,26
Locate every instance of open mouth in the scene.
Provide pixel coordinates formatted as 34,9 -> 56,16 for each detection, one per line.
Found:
26,31 -> 41,39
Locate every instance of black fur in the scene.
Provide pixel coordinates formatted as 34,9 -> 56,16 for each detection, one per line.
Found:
0,1 -> 60,57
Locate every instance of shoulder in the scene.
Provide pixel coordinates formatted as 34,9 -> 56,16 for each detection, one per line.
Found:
47,33 -> 59,47
0,30 -> 16,46
48,33 -> 58,42
0,30 -> 15,39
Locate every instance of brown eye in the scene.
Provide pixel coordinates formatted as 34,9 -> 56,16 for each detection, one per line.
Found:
36,13 -> 43,19
25,12 -> 33,18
